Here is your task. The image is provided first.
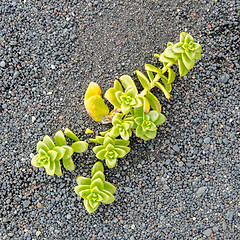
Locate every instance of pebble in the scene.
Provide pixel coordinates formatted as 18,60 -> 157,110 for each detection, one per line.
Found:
196,186 -> 208,197
204,137 -> 211,144
203,228 -> 212,237
226,210 -> 234,221
0,60 -> 6,67
23,200 -> 31,208
173,145 -> 180,152
223,138 -> 229,145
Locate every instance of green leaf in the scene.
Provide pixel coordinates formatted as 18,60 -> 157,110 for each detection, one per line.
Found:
84,199 -> 99,213
186,51 -> 195,60
91,171 -> 105,183
52,146 -> 65,161
84,82 -> 102,101
115,139 -> 130,146
101,189 -> 115,204
104,88 -> 121,108
43,135 -> 55,150
76,176 -> 91,186
48,150 -> 58,161
114,79 -> 123,91
71,141 -> 88,153
54,159 -> 62,176
154,82 -> 170,99
145,64 -> 162,76
195,52 -> 201,60
182,53 -> 195,70
37,141 -> 49,153
185,34 -> 194,44
147,70 -> 154,82
91,179 -> 104,190
119,75 -> 138,95
93,145 -> 105,155
194,43 -> 202,53
154,113 -> 166,125
180,32 -> 188,42
96,149 -> 107,160
80,189 -> 91,199
148,110 -> 159,122
84,95 -> 109,122
159,53 -> 176,64
105,158 -> 117,168
45,165 -> 55,176
62,157 -> 75,171
120,130 -> 129,141
145,130 -> 157,139
136,70 -> 151,90
145,92 -> 161,113
54,130 -> 67,146
104,182 -> 116,194
91,161 -> 104,176
62,146 -> 74,159
172,42 -> 184,53
31,154 -> 42,168
64,128 -> 80,142
115,148 -> 127,158
167,67 -> 175,84
164,46 -> 180,59
75,185 -> 90,194
99,191 -> 111,204
134,106 -> 144,118
178,59 -> 189,77
136,125 -> 144,138
104,136 -> 115,146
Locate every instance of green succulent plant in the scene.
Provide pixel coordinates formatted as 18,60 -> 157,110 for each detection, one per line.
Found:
31,129 -> 88,175
74,161 -> 116,213
91,136 -> 130,168
109,114 -> 134,140
134,107 -> 166,141
115,87 -> 142,114
157,32 -> 202,77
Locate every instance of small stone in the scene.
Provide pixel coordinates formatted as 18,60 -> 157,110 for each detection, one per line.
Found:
204,137 -> 211,144
36,230 -> 41,237
8,233 -> 14,237
66,214 -> 72,220
212,227 -> 218,232
37,202 -> 43,208
0,61 -> 6,67
223,138 -> 229,145
226,210 -> 234,221
23,200 -> 30,208
10,40 -> 17,46
32,116 -> 36,123
173,145 -> 180,152
222,221 -> 227,230
196,186 -> 208,197
163,184 -> 170,190
220,73 -> 230,83
125,187 -> 132,192
13,71 -> 19,79
203,228 -> 212,237
51,65 -> 56,69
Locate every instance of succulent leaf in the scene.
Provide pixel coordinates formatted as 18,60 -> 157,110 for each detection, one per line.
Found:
84,82 -> 102,101
71,141 -> 88,153
64,128 -> 80,142
136,70 -> 151,90
154,82 -> 170,99
75,162 -> 116,213
54,130 -> 67,146
43,135 -> 55,150
62,157 -> 75,171
119,75 -> 138,95
145,92 -> 161,113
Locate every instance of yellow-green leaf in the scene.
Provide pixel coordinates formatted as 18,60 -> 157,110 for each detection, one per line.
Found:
136,70 -> 151,90
145,92 -> 161,113
84,95 -> 109,122
84,82 -> 101,101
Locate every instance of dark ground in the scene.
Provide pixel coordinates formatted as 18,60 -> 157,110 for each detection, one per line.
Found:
0,0 -> 239,239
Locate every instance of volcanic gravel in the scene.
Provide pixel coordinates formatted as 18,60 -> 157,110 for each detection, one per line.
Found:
0,0 -> 239,239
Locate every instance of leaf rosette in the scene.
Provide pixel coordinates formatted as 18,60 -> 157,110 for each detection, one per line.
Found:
134,107 -> 166,141
92,136 -> 130,168
115,87 -> 142,114
74,162 -> 116,213
109,114 -> 134,140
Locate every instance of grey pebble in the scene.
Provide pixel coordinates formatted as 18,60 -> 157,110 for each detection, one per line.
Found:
204,137 -> 211,144
23,200 -> 30,208
0,60 -> 6,67
203,228 -> 212,237
226,210 -> 234,221
173,145 -> 180,152
196,186 -> 208,197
